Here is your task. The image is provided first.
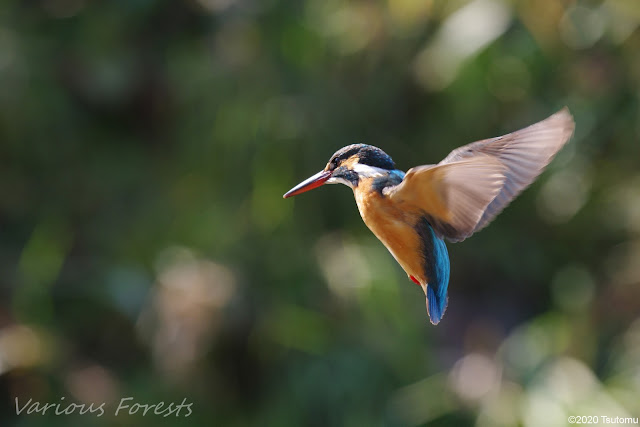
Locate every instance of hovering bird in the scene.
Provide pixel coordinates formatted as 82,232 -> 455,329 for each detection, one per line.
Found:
283,108 -> 575,324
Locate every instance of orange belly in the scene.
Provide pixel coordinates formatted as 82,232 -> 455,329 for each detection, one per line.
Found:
354,186 -> 428,291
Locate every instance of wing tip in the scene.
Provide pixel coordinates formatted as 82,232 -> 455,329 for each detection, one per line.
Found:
551,106 -> 576,140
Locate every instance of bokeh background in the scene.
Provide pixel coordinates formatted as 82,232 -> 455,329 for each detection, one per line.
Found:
1,0 -> 640,426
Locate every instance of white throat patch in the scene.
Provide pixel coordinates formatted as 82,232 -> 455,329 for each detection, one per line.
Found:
327,176 -> 353,188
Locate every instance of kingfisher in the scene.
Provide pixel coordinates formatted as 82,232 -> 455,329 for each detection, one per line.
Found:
283,108 -> 575,324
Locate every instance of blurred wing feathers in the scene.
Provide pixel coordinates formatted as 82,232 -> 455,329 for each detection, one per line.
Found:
439,108 -> 575,234
386,156 -> 506,242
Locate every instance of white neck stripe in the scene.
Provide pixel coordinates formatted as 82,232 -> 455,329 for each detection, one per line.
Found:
352,163 -> 387,178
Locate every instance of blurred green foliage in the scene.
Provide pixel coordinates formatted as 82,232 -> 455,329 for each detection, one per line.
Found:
1,0 -> 640,426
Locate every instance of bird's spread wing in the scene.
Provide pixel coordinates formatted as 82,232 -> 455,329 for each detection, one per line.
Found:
437,108 -> 575,240
385,156 -> 506,241
386,108 -> 575,242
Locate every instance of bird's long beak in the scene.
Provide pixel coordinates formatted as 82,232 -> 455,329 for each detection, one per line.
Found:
283,170 -> 332,198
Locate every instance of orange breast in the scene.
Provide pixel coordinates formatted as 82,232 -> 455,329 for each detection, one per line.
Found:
353,181 -> 428,289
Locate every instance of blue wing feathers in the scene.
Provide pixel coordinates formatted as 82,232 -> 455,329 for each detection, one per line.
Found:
414,218 -> 451,324
427,286 -> 445,325
426,224 -> 450,324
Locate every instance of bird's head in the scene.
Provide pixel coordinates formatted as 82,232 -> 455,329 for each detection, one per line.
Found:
283,144 -> 398,198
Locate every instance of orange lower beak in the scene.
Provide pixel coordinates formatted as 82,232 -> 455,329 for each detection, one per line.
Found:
283,170 -> 332,198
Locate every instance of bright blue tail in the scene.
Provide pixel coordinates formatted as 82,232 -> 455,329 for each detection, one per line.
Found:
426,225 -> 450,324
